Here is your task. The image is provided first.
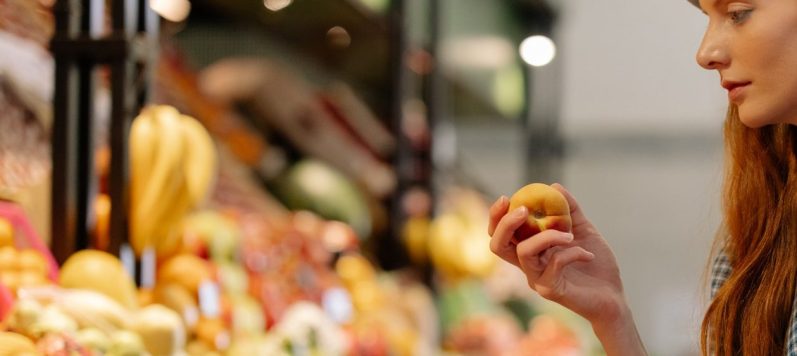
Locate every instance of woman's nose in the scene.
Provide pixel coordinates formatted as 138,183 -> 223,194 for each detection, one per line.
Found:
696,26 -> 729,70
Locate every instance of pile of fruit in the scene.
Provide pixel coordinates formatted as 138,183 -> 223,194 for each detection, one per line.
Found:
0,105 -> 444,355
0,104 -> 601,355
0,208 -> 445,355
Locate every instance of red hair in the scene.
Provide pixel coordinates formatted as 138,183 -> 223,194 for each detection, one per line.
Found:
702,106 -> 797,354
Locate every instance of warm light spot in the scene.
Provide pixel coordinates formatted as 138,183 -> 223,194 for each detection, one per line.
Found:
149,0 -> 191,22
263,0 -> 292,11
520,35 -> 556,67
327,26 -> 352,48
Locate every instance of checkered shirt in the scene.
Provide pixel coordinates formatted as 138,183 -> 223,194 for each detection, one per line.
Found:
709,251 -> 797,355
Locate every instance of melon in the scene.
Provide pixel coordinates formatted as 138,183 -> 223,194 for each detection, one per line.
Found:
59,250 -> 138,309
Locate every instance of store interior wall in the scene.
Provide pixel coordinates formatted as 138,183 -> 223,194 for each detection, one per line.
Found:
457,1 -> 727,355
558,2 -> 726,355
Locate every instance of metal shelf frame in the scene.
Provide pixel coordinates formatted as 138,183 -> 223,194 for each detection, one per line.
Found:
50,0 -> 158,263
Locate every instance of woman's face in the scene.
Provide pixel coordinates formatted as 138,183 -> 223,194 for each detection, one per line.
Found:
696,0 -> 797,127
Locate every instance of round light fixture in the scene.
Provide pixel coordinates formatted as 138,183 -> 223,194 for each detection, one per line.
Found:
263,0 -> 293,12
519,35 -> 556,67
149,0 -> 191,22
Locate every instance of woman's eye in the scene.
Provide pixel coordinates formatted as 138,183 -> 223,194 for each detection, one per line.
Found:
729,9 -> 752,24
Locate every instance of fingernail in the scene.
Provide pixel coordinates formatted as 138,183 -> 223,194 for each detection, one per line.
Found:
564,232 -> 574,241
500,195 -> 509,205
514,206 -> 528,216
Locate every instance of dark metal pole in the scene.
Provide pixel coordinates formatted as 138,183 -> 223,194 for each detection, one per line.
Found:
425,0 -> 441,212
108,61 -> 134,256
107,0 -> 133,256
51,0 -> 83,264
384,0 -> 411,270
51,0 -> 156,260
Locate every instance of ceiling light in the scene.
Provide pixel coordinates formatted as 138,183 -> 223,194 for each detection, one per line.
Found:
263,0 -> 292,12
519,35 -> 556,67
149,0 -> 190,22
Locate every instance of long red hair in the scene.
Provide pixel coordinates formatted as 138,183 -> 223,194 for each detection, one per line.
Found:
701,106 -> 797,354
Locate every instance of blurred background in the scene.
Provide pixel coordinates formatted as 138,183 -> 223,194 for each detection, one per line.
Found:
0,0 -> 728,355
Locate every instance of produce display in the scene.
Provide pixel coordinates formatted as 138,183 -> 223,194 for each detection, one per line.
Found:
197,58 -> 397,200
0,29 -> 53,240
0,8 -> 605,351
0,247 -> 51,295
0,97 -> 602,356
58,250 -> 138,310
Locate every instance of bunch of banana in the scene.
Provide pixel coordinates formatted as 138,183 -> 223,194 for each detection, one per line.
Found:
129,105 -> 217,258
426,188 -> 498,281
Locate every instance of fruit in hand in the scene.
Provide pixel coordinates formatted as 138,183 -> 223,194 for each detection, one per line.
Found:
508,183 -> 572,244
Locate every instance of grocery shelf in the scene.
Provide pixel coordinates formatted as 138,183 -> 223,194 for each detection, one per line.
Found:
189,0 -> 392,117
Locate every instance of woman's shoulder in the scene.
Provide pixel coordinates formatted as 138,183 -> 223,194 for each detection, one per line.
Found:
707,247 -> 797,355
709,249 -> 732,299
705,246 -> 797,354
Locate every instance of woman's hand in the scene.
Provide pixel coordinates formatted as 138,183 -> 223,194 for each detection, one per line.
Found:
488,183 -> 646,355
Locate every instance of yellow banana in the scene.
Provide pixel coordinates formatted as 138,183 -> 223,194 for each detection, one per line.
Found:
148,114 -> 215,259
129,107 -> 159,254
179,114 -> 217,207
129,105 -> 219,258
130,105 -> 187,255
0,332 -> 37,355
149,177 -> 193,260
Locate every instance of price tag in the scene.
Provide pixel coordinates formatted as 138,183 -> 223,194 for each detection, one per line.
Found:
141,248 -> 156,289
322,287 -> 353,324
198,280 -> 221,318
119,244 -> 135,282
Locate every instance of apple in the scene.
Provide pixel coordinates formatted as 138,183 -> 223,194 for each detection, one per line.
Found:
508,183 -> 572,244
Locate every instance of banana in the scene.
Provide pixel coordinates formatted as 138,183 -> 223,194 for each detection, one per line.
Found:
129,107 -> 159,253
128,105 -> 219,258
130,105 -> 187,255
149,114 -> 215,259
180,114 -> 217,207
149,177 -> 192,260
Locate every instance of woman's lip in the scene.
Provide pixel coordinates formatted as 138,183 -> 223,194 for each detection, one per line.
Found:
727,83 -> 750,103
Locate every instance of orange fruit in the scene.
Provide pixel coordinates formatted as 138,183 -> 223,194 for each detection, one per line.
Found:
0,246 -> 18,273
0,218 -> 13,248
17,249 -> 47,276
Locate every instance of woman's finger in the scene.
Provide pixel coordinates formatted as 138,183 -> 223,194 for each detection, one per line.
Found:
489,206 -> 528,266
488,195 -> 509,236
516,229 -> 575,275
535,246 -> 595,301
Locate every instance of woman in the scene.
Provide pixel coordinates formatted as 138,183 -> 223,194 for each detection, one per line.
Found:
488,0 -> 797,354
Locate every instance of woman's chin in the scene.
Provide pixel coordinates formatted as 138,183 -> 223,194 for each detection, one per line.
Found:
739,118 -> 768,128
737,108 -> 771,128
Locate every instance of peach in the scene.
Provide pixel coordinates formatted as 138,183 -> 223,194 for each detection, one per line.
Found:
508,183 -> 572,244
